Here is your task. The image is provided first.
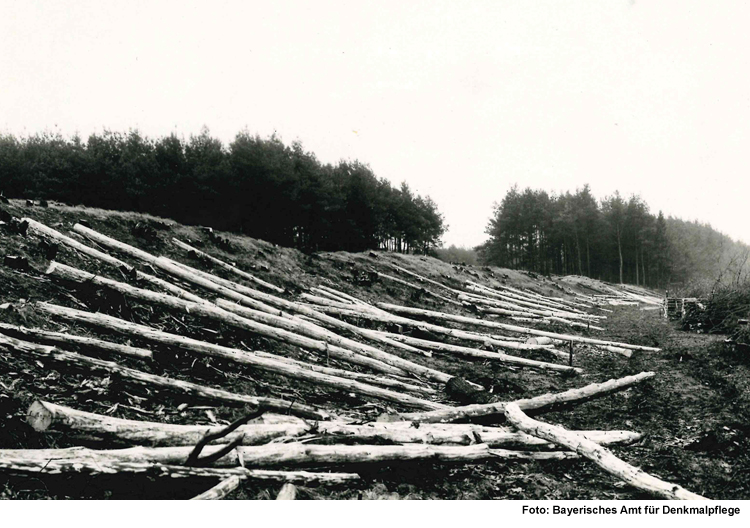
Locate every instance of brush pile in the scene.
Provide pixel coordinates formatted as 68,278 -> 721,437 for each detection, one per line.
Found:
0,205 -> 706,500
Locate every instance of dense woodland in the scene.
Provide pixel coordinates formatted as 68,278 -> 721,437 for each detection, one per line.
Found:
477,185 -> 750,291
0,130 -> 445,253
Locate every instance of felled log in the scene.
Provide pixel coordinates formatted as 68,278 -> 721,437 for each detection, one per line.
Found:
503,403 -> 707,500
41,267 -> 414,379
191,476 -> 242,500
251,352 -> 436,396
217,298 -> 432,363
172,238 -> 284,293
397,372 -> 656,423
0,332 -> 328,420
306,304 -> 560,354
28,400 -> 643,449
0,451 -> 359,483
23,218 -> 205,304
74,223 -> 428,360
388,264 -> 464,297
0,443 -> 578,469
465,281 -> 591,316
370,331 -> 581,374
29,304 -> 445,410
0,323 -> 153,360
276,483 -> 297,500
376,272 -> 463,306
376,303 -> 659,352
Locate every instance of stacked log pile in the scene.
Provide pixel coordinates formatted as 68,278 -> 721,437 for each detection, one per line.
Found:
0,215 -> 704,500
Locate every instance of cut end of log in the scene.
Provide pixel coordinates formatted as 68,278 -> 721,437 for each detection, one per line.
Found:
45,261 -> 60,275
276,483 -> 297,500
27,401 -> 54,432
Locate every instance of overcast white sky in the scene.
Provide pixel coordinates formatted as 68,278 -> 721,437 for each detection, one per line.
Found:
1,1 -> 748,247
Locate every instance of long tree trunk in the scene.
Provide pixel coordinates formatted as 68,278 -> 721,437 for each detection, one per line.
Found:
74,224 -> 425,359
369,331 -> 581,374
23,218 -> 205,304
28,400 -> 643,449
504,403 -> 707,500
0,443 -> 578,469
0,452 -> 360,483
172,238 -> 283,293
0,332 -> 329,420
396,372 -> 655,423
30,304 -> 445,410
374,303 -> 659,352
43,263 -> 455,382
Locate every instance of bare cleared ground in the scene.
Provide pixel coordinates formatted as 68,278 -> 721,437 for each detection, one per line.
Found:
0,200 -> 748,499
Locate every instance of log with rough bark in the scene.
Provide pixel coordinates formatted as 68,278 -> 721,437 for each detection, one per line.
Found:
30,304 -> 445,410
172,238 -> 284,293
0,443 -> 578,468
191,476 -> 243,500
397,372 -> 656,423
276,483 -> 297,500
28,400 -> 643,449
42,265 -> 417,379
23,218 -> 206,304
74,223 -> 428,359
369,331 -> 581,374
0,332 -> 328,420
375,302 -> 660,352
0,322 -> 153,360
0,451 -> 360,483
503,403 -> 707,500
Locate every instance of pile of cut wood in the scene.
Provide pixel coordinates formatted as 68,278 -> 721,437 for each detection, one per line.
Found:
0,216 -> 706,500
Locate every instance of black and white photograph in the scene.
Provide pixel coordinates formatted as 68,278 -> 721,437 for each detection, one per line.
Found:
1,0 -> 749,512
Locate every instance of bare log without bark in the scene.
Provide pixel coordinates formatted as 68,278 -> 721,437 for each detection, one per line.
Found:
46,260 -> 455,384
172,238 -> 284,293
503,403 -> 707,500
0,450 -> 359,483
74,223 -> 430,361
370,331 -> 581,374
32,303 -> 443,410
28,401 -> 643,448
376,302 -> 660,352
0,443 -> 578,468
0,332 -> 328,420
191,476 -> 242,500
398,372 -> 656,423
0,323 -> 153,360
276,483 -> 297,500
306,304 -> 558,354
42,264 -> 408,378
23,218 -> 206,304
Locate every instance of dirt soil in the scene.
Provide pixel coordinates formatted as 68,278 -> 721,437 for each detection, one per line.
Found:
1,200 -> 748,500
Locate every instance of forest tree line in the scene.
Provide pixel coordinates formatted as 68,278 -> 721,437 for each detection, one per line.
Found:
0,130 -> 446,253
477,185 -> 750,290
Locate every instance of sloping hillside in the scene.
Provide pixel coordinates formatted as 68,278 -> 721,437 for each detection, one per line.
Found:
1,199 -> 747,500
